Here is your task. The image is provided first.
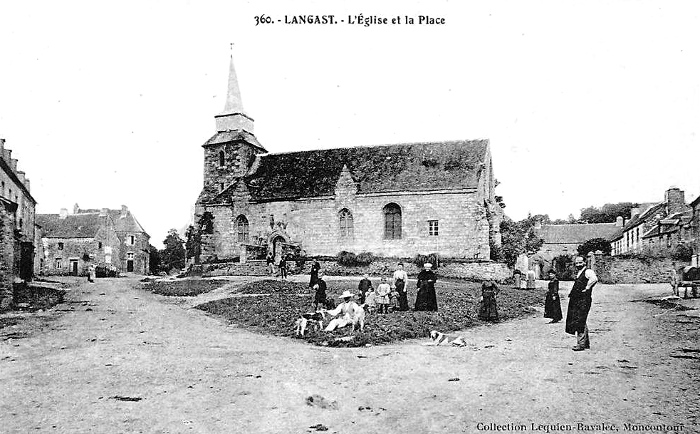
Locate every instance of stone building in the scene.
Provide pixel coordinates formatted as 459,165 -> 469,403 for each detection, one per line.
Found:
193,57 -> 503,263
689,193 -> 700,267
36,205 -> 150,275
0,138 -> 37,310
534,221 -> 622,258
610,187 -> 690,256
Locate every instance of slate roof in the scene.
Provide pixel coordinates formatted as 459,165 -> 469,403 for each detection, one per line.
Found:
36,213 -> 103,238
108,210 -> 148,235
199,140 -> 489,203
536,223 -> 620,245
608,202 -> 667,241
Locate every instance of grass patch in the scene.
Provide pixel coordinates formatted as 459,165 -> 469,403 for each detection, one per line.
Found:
142,279 -> 231,297
196,279 -> 545,347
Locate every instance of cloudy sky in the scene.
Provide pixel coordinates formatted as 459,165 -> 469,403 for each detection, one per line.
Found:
1,0 -> 698,247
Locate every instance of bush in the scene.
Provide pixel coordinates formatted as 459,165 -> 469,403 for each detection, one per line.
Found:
553,255 -> 576,281
671,243 -> 694,262
577,238 -> 612,256
413,253 -> 440,269
355,252 -> 375,266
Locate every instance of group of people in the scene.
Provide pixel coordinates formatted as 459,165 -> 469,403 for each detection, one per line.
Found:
478,255 -> 598,351
304,255 -> 598,351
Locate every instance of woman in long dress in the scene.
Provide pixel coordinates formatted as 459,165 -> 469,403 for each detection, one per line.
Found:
414,263 -> 438,311
544,270 -> 563,323
478,280 -> 499,321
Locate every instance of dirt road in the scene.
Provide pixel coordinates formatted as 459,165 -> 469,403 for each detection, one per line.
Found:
1,277 -> 698,433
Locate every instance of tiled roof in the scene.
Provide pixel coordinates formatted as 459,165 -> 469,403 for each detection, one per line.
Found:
199,140 -> 489,203
36,213 -> 103,238
536,223 -> 620,245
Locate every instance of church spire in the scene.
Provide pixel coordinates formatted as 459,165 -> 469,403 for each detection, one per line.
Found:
215,45 -> 255,133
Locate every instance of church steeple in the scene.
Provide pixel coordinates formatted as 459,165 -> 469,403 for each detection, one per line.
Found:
215,48 -> 255,133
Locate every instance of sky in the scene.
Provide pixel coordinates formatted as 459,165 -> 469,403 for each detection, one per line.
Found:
0,0 -> 699,248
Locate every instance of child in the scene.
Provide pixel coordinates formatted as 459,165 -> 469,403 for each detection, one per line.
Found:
376,276 -> 392,314
364,288 -> 377,313
313,273 -> 327,311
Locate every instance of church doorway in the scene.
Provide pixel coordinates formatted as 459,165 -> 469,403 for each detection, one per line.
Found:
272,236 -> 285,264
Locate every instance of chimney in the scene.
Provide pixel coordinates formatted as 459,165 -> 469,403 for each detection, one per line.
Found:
3,149 -> 11,165
17,171 -> 25,184
121,205 -> 128,217
10,158 -> 17,172
24,178 -> 30,192
59,208 -> 68,219
616,216 -> 624,227
630,207 -> 641,218
665,187 -> 685,215
0,138 -> 4,153
73,203 -> 80,214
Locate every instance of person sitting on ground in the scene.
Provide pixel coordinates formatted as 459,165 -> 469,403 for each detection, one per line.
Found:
313,273 -> 328,311
324,291 -> 364,332
376,277 -> 392,314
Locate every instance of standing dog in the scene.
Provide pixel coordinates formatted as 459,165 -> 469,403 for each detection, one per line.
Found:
428,330 -> 467,346
295,310 -> 327,336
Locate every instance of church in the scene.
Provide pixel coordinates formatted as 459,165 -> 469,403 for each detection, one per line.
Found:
193,56 -> 503,263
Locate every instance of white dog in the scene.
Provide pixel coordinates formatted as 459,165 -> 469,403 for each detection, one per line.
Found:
295,310 -> 327,336
428,330 -> 467,347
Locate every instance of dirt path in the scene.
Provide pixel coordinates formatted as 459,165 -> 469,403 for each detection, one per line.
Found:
1,277 -> 698,433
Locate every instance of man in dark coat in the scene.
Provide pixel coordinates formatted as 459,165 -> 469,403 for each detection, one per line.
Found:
313,273 -> 328,311
357,274 -> 373,304
414,263 -> 438,311
566,256 -> 598,351
544,270 -> 563,323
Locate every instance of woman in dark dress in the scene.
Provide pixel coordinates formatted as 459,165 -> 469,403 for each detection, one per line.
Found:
478,280 -> 500,321
309,260 -> 321,289
544,270 -> 563,323
414,263 -> 438,311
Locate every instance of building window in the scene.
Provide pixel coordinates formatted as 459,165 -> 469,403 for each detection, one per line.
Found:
236,215 -> 249,243
219,150 -> 225,167
127,252 -> 134,260
666,234 -> 671,247
339,209 -> 354,238
129,235 -> 135,245
19,218 -> 22,230
58,242 -> 64,250
98,242 -> 103,249
428,220 -> 439,236
383,203 -> 402,240
54,258 -> 62,269
220,183 -> 224,192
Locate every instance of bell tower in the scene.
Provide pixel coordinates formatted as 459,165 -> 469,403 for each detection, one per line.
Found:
202,47 -> 266,192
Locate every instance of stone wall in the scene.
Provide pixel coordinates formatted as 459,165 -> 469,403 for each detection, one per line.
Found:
0,203 -> 16,310
202,257 -> 511,282
594,256 -> 678,284
197,189 -> 491,261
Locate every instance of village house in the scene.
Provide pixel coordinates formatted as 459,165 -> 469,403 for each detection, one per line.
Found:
534,221 -> 622,258
689,193 -> 700,267
36,205 -> 150,276
193,56 -> 503,263
0,138 -> 38,310
610,187 -> 690,256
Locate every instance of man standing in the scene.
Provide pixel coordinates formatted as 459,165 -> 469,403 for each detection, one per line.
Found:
266,252 -> 275,275
566,256 -> 598,351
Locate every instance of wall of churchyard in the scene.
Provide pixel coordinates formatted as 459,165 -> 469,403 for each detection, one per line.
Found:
202,257 -> 511,282
594,256 -> 679,284
200,190 -> 491,260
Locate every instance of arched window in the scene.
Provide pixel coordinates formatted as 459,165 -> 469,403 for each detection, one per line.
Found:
236,215 -> 249,243
383,203 -> 402,239
339,209 -> 354,238
219,150 -> 225,167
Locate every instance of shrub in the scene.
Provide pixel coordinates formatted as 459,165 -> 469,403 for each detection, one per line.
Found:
553,255 -> 576,281
413,253 -> 440,269
355,252 -> 375,266
671,243 -> 694,262
337,251 -> 358,267
577,238 -> 612,256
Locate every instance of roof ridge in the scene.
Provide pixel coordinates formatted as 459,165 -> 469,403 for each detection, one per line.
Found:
260,139 -> 489,158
